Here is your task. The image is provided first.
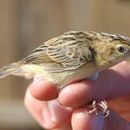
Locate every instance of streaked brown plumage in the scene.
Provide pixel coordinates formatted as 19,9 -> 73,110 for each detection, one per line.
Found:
1,31 -> 130,117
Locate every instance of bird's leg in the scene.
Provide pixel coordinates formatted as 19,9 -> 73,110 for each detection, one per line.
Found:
86,100 -> 109,118
87,73 -> 109,117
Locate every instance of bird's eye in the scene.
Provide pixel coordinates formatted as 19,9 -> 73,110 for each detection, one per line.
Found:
116,45 -> 127,53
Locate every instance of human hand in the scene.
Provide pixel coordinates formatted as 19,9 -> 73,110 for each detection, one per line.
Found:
25,61 -> 130,130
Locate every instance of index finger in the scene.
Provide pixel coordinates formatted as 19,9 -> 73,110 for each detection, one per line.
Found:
58,61 -> 130,107
29,76 -> 58,101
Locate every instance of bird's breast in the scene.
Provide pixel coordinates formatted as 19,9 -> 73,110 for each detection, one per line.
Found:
47,62 -> 98,89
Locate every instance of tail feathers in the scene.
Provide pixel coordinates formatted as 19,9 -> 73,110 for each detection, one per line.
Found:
0,63 -> 20,78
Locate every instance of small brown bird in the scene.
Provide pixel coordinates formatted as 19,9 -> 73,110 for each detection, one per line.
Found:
1,31 -> 130,117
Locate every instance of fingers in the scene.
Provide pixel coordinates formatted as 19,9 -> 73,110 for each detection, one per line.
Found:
24,89 -> 72,130
25,88 -> 104,130
72,107 -> 130,130
25,90 -> 130,130
104,110 -> 130,130
25,61 -> 130,130
29,61 -> 130,107
29,76 -> 58,101
72,108 -> 104,130
58,61 -> 130,107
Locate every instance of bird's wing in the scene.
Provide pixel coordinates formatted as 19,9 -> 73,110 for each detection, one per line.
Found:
24,33 -> 94,72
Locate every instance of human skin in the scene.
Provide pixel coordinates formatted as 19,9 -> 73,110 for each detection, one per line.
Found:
25,61 -> 130,130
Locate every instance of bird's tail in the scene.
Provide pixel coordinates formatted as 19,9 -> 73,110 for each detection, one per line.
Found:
0,63 -> 20,78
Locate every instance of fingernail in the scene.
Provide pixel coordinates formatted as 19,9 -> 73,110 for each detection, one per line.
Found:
41,102 -> 57,129
41,100 -> 64,129
48,100 -> 65,123
48,100 -> 72,123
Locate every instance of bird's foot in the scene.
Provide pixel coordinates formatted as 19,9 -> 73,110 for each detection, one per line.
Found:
86,100 -> 109,118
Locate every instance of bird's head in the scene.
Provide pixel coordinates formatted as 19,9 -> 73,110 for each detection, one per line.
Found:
90,32 -> 130,69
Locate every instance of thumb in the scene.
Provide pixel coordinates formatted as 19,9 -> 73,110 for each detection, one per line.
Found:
104,110 -> 130,130
72,108 -> 130,130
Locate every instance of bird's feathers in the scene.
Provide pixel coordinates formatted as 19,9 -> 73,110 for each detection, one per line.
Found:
24,31 -> 95,72
0,31 -> 130,85
0,63 -> 20,78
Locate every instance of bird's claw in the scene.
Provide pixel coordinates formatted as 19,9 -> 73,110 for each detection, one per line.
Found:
86,100 -> 109,118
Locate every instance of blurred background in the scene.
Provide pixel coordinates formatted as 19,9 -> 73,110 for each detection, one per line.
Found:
0,0 -> 130,129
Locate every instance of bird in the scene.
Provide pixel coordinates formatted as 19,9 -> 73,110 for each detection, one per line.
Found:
1,31 -> 130,117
